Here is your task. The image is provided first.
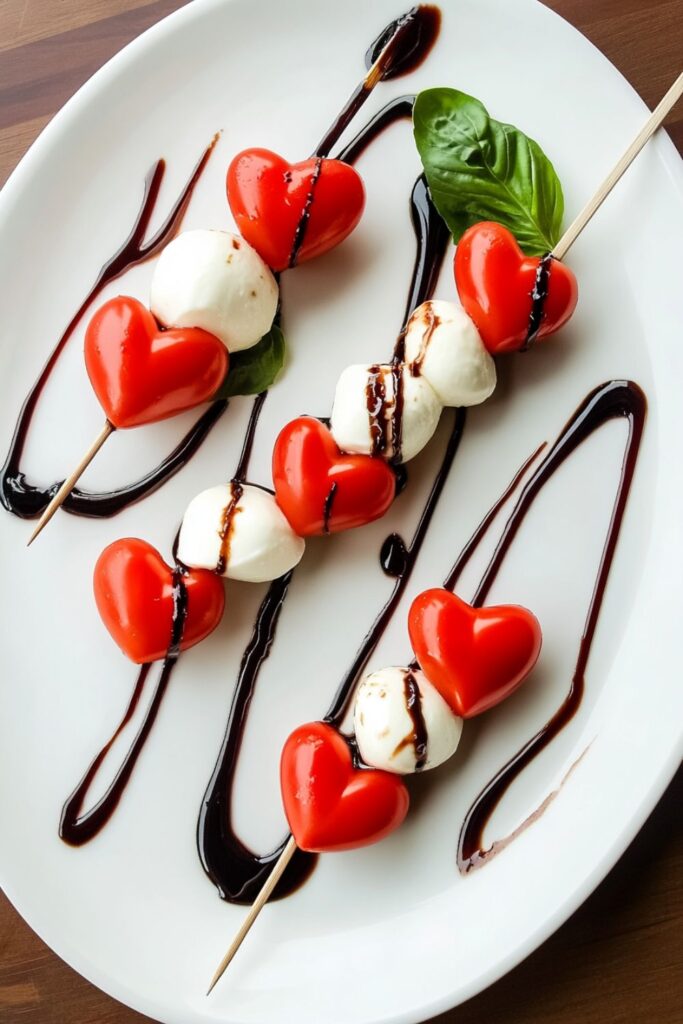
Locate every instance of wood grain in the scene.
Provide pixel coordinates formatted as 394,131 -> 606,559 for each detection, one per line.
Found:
0,1 -> 681,1022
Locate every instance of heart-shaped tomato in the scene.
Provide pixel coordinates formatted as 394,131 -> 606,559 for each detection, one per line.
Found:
84,296 -> 228,429
227,149 -> 365,272
280,722 -> 409,853
94,538 -> 225,664
454,222 -> 578,354
272,417 -> 396,536
408,589 -> 542,718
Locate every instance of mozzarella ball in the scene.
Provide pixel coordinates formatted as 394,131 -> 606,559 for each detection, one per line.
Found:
404,299 -> 496,407
177,482 -> 305,583
150,229 -> 278,352
354,666 -> 462,774
330,363 -> 442,463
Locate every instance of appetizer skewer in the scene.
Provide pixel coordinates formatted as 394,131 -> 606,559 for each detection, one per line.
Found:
179,73 -> 682,583
205,69 -> 683,993
27,0 -> 434,545
27,232 -> 279,545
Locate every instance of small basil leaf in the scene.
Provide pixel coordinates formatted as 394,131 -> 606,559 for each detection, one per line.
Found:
413,88 -> 564,255
213,324 -> 286,400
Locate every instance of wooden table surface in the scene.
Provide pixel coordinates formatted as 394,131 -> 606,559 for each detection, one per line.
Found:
1,1 -> 682,1021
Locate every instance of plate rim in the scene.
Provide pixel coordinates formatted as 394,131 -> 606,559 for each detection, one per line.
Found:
1,2 -> 682,1023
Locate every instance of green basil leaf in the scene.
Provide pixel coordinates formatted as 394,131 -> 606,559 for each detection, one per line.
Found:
413,88 -> 564,255
214,323 -> 286,400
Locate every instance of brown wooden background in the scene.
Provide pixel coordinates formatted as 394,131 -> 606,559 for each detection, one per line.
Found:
1,1 -> 682,1021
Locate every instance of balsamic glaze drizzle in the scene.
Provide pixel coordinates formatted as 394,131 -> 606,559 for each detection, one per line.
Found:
197,571 -> 318,902
216,482 -> 243,577
366,364 -> 391,457
522,252 -> 554,351
380,533 -> 409,578
410,303 -> 439,376
450,381 -> 646,871
288,158 -> 323,267
314,5 -> 439,158
365,5 -> 441,82
58,395 -> 269,848
1,139 -> 222,520
234,391 -> 268,485
391,361 -> 405,464
322,482 -> 338,534
60,566 -> 190,846
402,670 -> 428,770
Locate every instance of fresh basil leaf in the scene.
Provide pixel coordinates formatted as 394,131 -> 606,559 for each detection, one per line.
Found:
413,88 -> 564,255
214,323 -> 286,400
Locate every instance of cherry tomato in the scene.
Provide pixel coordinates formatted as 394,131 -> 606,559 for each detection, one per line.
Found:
408,589 -> 542,718
272,416 -> 396,536
227,149 -> 365,272
84,296 -> 228,429
93,538 -> 225,664
454,222 -> 578,354
280,721 -> 410,853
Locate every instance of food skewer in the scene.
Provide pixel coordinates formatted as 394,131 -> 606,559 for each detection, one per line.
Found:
26,5 -> 431,548
26,231 -> 279,546
205,68 -> 683,996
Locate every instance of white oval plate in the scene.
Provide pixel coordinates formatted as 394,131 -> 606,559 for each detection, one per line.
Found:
1,1 -> 682,1022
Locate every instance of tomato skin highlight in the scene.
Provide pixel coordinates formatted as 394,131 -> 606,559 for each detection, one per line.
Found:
272,416 -> 396,537
454,222 -> 578,354
227,149 -> 365,272
84,296 -> 228,429
280,722 -> 410,853
93,538 -> 225,664
409,588 -> 542,718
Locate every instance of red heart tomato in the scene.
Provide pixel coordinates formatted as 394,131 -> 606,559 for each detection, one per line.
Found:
408,589 -> 542,718
94,538 -> 225,664
84,296 -> 228,429
280,722 -> 409,853
272,416 -> 396,536
227,149 -> 365,272
454,222 -> 578,354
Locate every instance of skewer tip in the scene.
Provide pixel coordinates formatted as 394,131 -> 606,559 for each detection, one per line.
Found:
25,421 -> 114,548
205,835 -> 298,995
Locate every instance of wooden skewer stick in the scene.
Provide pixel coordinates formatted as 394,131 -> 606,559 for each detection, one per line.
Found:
206,835 -> 298,996
553,70 -> 683,260
27,421 -> 115,546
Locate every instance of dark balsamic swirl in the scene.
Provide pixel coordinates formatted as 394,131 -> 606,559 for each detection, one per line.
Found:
365,5 -> 441,82
1,140 -> 224,521
234,391 -> 268,485
391,360 -> 405,464
288,157 -> 323,267
197,571 -> 318,902
522,252 -> 554,351
60,566 -> 190,846
402,670 -> 428,770
380,533 -> 409,577
449,381 -> 646,871
366,364 -> 391,457
314,5 -> 439,157
322,482 -> 338,534
216,482 -> 243,577
59,395 -> 268,847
